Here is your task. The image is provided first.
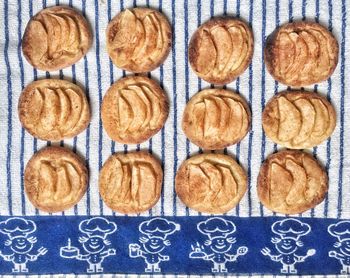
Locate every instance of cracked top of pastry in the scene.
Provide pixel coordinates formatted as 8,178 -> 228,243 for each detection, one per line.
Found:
262,91 -> 336,149
175,153 -> 247,214
99,151 -> 163,214
18,79 -> 90,141
257,150 -> 328,214
101,76 -> 169,144
182,88 -> 251,150
22,6 -> 92,71
189,17 -> 254,85
25,146 -> 88,212
106,8 -> 172,73
265,21 -> 339,87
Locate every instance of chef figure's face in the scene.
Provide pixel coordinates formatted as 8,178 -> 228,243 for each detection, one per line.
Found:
210,237 -> 232,253
339,239 -> 350,255
83,236 -> 105,254
275,238 -> 298,254
143,237 -> 166,254
10,237 -> 33,254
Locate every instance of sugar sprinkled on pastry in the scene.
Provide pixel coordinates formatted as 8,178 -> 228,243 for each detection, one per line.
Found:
189,17 -> 254,85
22,6 -> 92,71
176,153 -> 247,214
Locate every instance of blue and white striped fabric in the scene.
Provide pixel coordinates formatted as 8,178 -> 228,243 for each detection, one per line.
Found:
0,0 -> 349,276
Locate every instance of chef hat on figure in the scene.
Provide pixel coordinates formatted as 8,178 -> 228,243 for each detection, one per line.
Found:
197,217 -> 236,240
328,221 -> 350,242
79,217 -> 117,239
139,218 -> 180,239
0,217 -> 36,239
272,219 -> 311,240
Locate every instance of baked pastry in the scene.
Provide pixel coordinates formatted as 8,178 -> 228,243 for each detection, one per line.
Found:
22,6 -> 92,71
263,91 -> 336,149
265,21 -> 339,87
257,150 -> 328,214
24,146 -> 88,212
99,151 -> 162,214
175,153 -> 247,214
106,8 -> 172,73
189,17 -> 254,85
18,79 -> 90,141
101,76 -> 168,144
182,89 -> 250,150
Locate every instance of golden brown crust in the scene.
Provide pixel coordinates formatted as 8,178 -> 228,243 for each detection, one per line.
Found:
24,146 -> 88,212
101,76 -> 169,144
99,151 -> 163,214
106,8 -> 172,73
18,79 -> 90,141
189,17 -> 254,85
22,6 -> 92,71
262,91 -> 336,149
175,153 -> 247,214
264,21 -> 339,87
257,150 -> 328,214
182,89 -> 251,150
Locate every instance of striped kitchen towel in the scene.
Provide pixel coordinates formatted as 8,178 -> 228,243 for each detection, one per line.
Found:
0,0 -> 349,276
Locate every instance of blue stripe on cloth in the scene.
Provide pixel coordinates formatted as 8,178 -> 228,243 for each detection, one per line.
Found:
289,0 -> 293,22
71,62 -> 78,215
159,0 -> 164,216
17,0 -> 26,216
171,0 -> 178,216
94,0 -> 104,215
160,65 -> 165,216
247,0 -> 254,217
337,0 -> 347,218
42,0 -> 51,157
210,0 -> 214,18
184,0 -> 190,217
259,0 -> 267,217
273,0 -> 279,156
302,0 -> 306,20
223,0 -> 227,15
328,0 -> 333,31
29,0 -> 39,217
315,0 -> 320,22
81,0 -> 91,215
235,1 -> 241,217
146,69 -> 153,216
107,0 -> 115,158
4,0 -> 13,216
273,0 -> 280,207
324,67 -> 332,219
197,0 -> 201,27
275,0 -> 279,26
310,80 -> 320,216
196,0 -> 202,217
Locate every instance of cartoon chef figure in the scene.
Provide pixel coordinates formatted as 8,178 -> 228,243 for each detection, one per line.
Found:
60,217 -> 117,273
129,217 -> 180,273
261,218 -> 316,274
0,217 -> 47,273
328,221 -> 350,274
189,217 -> 248,273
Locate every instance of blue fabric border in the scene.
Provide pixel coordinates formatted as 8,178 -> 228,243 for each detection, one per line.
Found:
0,216 -> 349,275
